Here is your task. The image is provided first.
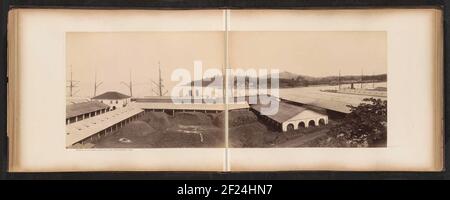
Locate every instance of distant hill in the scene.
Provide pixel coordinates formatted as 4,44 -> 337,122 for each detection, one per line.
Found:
187,71 -> 387,88
263,71 -> 386,88
278,71 -> 300,80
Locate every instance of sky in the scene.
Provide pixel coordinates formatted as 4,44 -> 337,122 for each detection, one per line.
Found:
66,32 -> 225,98
67,31 -> 386,98
229,31 -> 386,77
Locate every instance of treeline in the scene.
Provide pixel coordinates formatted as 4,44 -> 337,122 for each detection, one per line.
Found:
231,74 -> 387,88
278,74 -> 387,88
189,73 -> 387,89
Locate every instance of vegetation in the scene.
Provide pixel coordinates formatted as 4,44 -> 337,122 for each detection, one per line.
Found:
189,72 -> 387,89
232,75 -> 388,89
277,74 -> 387,88
326,98 -> 387,147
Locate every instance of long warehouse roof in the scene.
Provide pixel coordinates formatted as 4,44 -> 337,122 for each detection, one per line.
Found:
66,106 -> 144,147
277,88 -> 387,113
252,101 -> 309,123
66,101 -> 110,119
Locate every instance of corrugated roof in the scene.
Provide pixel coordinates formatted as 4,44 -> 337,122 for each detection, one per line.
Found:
66,106 -> 144,147
66,101 -> 110,119
92,91 -> 130,100
251,101 -> 308,123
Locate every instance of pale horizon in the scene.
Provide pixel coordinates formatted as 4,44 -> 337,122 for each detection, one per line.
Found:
229,31 -> 387,77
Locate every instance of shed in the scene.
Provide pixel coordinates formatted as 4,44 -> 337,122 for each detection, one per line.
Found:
251,101 -> 328,132
92,91 -> 131,109
66,101 -> 110,124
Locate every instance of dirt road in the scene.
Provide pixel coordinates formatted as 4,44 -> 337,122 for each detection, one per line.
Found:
275,129 -> 328,147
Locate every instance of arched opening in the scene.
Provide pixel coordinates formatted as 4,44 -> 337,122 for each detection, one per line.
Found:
286,123 -> 294,131
319,118 -> 326,125
298,121 -> 306,129
308,120 -> 316,127
112,106 -> 116,110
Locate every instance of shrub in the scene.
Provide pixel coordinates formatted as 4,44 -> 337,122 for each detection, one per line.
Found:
328,98 -> 387,147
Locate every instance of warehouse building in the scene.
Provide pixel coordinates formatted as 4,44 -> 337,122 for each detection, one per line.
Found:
92,91 -> 131,110
66,101 -> 110,125
66,106 -> 144,147
251,101 -> 328,132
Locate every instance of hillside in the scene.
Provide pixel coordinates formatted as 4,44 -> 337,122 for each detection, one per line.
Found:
188,71 -> 387,88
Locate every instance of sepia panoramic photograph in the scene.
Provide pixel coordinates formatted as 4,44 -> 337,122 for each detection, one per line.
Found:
65,31 -> 387,149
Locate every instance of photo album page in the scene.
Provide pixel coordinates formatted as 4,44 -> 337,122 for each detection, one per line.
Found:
7,9 -> 443,172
